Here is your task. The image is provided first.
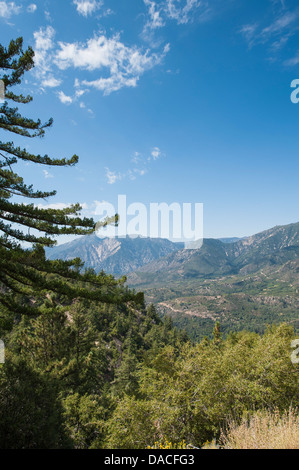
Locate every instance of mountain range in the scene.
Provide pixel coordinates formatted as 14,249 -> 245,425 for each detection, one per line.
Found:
127,222 -> 299,286
46,222 -> 299,340
46,222 -> 299,282
45,234 -> 184,276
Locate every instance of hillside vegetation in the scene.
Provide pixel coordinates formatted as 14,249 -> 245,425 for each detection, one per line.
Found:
1,298 -> 298,448
127,223 -> 299,340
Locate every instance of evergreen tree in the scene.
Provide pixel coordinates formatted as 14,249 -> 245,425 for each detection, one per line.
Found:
0,356 -> 70,448
0,38 -> 134,316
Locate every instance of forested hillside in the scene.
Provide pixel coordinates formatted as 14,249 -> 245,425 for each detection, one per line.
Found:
1,300 -> 298,448
0,291 -> 189,448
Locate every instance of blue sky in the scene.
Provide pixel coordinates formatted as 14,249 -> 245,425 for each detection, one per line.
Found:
0,0 -> 299,241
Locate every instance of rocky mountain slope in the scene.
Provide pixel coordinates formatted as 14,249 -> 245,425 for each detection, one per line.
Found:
125,222 -> 299,340
45,234 -> 184,276
127,222 -> 299,286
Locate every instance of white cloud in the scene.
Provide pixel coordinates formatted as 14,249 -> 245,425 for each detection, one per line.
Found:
284,51 -> 299,66
102,8 -> 114,17
34,25 -> 55,53
57,89 -> 88,106
106,146 -> 162,186
42,76 -> 62,88
261,11 -> 297,38
43,169 -> 54,179
44,10 -> 51,21
133,168 -> 147,176
57,91 -> 73,104
165,0 -> 202,25
105,168 -> 123,185
27,3 -> 37,13
33,26 -> 56,78
82,75 -> 138,95
239,24 -> 258,48
144,0 -> 165,30
55,34 -> 169,95
0,1 -> 21,18
151,147 -> 161,160
105,166 -> 148,184
240,11 -> 298,50
32,27 -> 169,99
73,0 -> 103,17
271,34 -> 290,51
143,0 -> 202,30
127,168 -> 147,180
75,88 -> 86,98
131,151 -> 143,164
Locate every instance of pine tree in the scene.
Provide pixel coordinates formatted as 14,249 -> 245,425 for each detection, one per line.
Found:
0,38 -> 134,315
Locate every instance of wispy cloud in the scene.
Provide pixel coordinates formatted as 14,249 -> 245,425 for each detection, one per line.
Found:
284,51 -> 299,66
33,25 -> 56,81
105,168 -> 123,185
151,147 -> 162,160
131,152 -> 143,164
57,90 -> 73,104
260,11 -> 297,40
30,11 -> 170,100
43,169 -> 54,179
0,1 -> 21,18
144,0 -> 165,31
240,9 -> 299,51
106,147 -> 164,185
27,3 -> 37,13
143,0 -> 203,30
42,76 -> 62,88
239,24 -> 259,48
55,34 -> 170,95
73,0 -> 103,17
142,0 -> 210,46
44,9 -> 52,22
165,0 -> 203,25
105,167 -> 148,184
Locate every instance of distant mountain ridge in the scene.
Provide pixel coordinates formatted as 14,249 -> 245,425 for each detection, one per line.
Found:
46,222 -> 299,283
127,222 -> 299,286
45,222 -> 299,339
124,222 -> 299,341
45,234 -> 184,276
